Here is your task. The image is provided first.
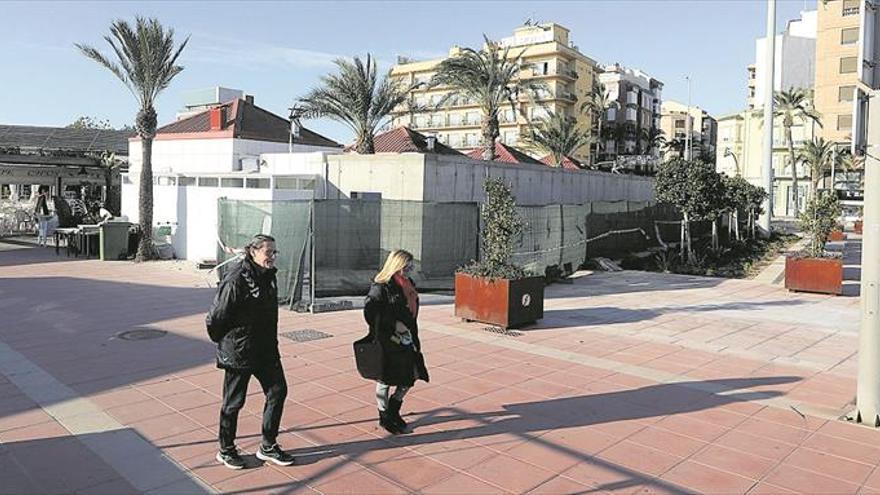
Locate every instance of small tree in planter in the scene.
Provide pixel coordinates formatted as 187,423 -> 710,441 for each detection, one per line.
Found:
785,191 -> 843,294
655,159 -> 724,263
455,178 -> 544,328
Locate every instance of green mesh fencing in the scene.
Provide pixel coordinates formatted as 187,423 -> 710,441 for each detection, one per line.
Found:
313,199 -> 479,296
217,199 -> 311,303
217,197 -> 683,301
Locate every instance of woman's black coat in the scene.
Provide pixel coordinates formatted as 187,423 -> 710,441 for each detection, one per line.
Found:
363,277 -> 429,386
206,257 -> 280,371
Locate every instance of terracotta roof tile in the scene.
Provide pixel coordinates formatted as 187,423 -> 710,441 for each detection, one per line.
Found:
348,126 -> 465,155
156,99 -> 341,148
539,154 -> 585,170
466,142 -> 543,165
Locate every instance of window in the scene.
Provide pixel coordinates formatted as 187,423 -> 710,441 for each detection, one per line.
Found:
843,0 -> 860,16
841,27 -> 859,45
274,177 -> 300,190
838,114 -> 853,131
246,178 -> 270,189
122,174 -> 132,185
840,56 -> 858,74
220,178 -> 244,188
839,85 -> 856,102
606,107 -> 616,121
674,119 -> 685,129
197,177 -> 218,187
178,176 -> 195,186
625,108 -> 637,121
449,113 -> 462,126
465,111 -> 480,124
154,176 -> 175,186
351,191 -> 381,200
542,62 -> 549,75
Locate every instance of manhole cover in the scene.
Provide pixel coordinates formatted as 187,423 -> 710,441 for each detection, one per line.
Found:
482,326 -> 523,337
281,329 -> 333,342
116,329 -> 167,341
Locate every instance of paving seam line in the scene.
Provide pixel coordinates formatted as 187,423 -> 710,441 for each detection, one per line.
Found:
0,340 -> 215,494
424,322 -> 847,423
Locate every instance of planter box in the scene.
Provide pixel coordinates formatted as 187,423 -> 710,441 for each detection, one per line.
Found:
829,230 -> 845,242
784,256 -> 843,295
855,221 -> 863,234
454,273 -> 544,329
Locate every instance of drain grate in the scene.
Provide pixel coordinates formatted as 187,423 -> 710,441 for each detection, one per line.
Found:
482,326 -> 523,337
281,329 -> 333,342
116,329 -> 167,341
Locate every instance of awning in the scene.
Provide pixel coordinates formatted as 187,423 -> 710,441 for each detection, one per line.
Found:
0,163 -> 106,186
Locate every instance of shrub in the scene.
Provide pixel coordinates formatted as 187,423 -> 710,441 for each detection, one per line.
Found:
798,191 -> 842,258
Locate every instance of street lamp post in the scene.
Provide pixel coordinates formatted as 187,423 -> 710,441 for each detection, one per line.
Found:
759,0 -> 777,235
685,75 -> 692,161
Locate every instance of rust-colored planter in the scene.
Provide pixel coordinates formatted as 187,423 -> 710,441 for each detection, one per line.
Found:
855,221 -> 863,234
784,256 -> 843,295
828,230 -> 845,242
454,272 -> 544,329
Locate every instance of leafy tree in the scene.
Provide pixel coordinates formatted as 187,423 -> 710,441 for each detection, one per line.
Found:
798,191 -> 841,258
580,81 -> 619,162
524,112 -> 592,167
430,36 -> 543,160
722,175 -> 751,241
77,17 -> 189,261
655,159 -> 724,262
799,137 -> 833,198
743,182 -> 768,238
297,54 -> 416,154
774,87 -> 822,214
68,116 -> 113,130
458,178 -> 528,280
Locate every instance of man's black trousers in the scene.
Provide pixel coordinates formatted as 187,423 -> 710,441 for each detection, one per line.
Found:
219,361 -> 287,452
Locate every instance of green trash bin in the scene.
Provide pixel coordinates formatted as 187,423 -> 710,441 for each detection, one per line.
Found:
100,222 -> 131,261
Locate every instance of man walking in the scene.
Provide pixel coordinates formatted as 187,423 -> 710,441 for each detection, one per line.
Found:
206,234 -> 295,469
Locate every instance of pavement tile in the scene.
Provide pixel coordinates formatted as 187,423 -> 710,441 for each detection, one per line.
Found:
526,475 -> 595,495
599,440 -> 683,477
732,417 -> 813,446
421,472 -> 507,494
627,426 -> 709,458
211,466 -> 300,494
661,460 -> 755,494
689,444 -> 778,480
368,451 -> 458,491
784,446 -> 874,486
801,432 -> 880,464
763,463 -> 861,494
131,412 -> 203,442
311,467 -> 410,495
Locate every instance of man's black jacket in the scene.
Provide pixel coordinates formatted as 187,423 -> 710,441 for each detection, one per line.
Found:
206,257 -> 279,371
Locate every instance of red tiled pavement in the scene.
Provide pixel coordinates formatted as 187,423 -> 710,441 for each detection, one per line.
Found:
0,239 -> 877,494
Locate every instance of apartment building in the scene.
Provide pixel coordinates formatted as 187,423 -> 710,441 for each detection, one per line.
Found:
659,101 -> 717,161
815,0 -> 861,143
716,109 -> 817,217
748,10 -> 817,109
389,23 -> 598,163
597,63 -> 663,162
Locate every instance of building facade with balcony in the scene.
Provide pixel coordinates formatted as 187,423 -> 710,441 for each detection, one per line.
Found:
815,0 -> 861,144
715,109 -> 819,217
597,63 -> 663,164
748,9 -> 817,110
389,23 -> 598,164
659,101 -> 717,161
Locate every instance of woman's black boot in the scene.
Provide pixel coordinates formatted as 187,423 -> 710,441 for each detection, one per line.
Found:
378,409 -> 401,434
387,398 -> 407,432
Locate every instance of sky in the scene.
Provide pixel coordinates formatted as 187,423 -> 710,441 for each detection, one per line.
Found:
0,0 -> 813,145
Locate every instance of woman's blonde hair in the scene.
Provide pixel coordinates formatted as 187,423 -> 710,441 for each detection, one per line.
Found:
374,250 -> 413,283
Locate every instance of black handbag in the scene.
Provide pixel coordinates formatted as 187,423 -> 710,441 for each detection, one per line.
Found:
354,314 -> 383,380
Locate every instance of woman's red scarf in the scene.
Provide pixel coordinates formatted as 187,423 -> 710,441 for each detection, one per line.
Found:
393,273 -> 419,318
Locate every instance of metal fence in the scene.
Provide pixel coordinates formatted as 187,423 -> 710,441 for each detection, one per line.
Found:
217,198 -> 682,307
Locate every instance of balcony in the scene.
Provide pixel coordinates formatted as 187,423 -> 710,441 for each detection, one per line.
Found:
843,6 -> 859,16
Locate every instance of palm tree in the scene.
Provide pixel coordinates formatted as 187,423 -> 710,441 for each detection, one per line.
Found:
77,17 -> 189,261
648,128 -> 666,156
774,87 -> 822,214
664,137 -> 687,159
580,81 -> 619,162
298,54 -> 415,154
524,112 -> 592,167
430,36 -> 542,160
799,138 -> 834,197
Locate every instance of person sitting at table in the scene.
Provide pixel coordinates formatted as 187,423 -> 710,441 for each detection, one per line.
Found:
33,186 -> 52,247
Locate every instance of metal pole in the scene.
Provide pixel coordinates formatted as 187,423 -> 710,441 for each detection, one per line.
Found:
855,0 -> 880,426
685,76 -> 691,161
759,0 -> 776,234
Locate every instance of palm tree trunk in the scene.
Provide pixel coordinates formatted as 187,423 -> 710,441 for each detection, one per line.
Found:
137,136 -> 155,261
356,131 -> 375,154
786,125 -> 798,215
679,216 -> 686,260
481,114 -> 498,161
734,209 -> 740,241
711,219 -> 718,252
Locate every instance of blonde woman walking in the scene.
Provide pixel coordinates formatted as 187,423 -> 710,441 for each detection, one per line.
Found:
363,250 -> 429,434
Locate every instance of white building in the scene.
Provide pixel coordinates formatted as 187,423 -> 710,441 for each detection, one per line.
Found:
748,10 -> 817,109
123,96 -> 342,262
597,63 -> 663,161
